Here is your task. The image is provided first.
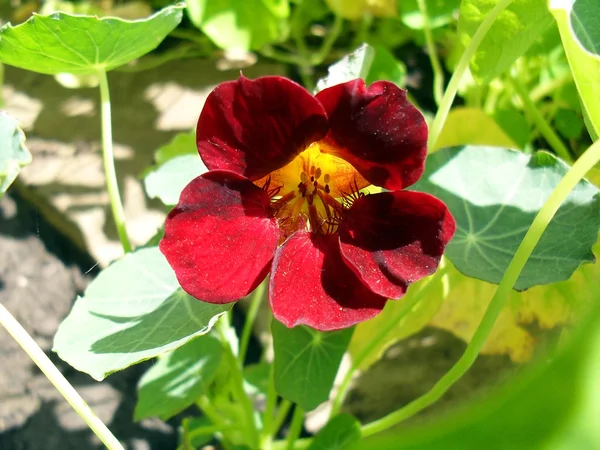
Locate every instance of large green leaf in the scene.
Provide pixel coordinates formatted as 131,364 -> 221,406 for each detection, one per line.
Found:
459,0 -> 553,83
316,44 -> 406,92
0,112 -> 31,196
0,4 -> 184,75
356,288 -> 600,450
144,154 -> 207,206
134,334 -> 223,421
53,247 -> 231,381
550,0 -> 600,138
308,413 -> 361,450
186,0 -> 289,51
272,320 -> 353,411
412,146 -> 600,290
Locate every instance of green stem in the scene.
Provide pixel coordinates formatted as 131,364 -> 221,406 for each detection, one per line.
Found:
360,138 -> 600,438
239,280 -> 267,364
330,265 -> 449,417
417,0 -> 444,106
260,364 -> 278,449
98,70 -> 132,253
311,15 -> 344,66
286,406 -> 304,450
428,0 -> 514,150
272,399 -> 293,438
0,303 -> 123,450
195,396 -> 232,450
509,75 -> 573,164
216,318 -> 260,448
529,71 -> 572,104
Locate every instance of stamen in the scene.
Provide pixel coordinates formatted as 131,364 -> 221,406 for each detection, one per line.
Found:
271,191 -> 295,210
310,165 -> 316,175
315,167 -> 322,180
300,172 -> 307,182
323,173 -> 330,184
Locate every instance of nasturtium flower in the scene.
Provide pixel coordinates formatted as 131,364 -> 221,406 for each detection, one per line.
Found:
160,76 -> 455,331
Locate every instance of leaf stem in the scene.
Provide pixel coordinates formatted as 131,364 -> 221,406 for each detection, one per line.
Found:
286,405 -> 304,450
360,138 -> 600,438
216,318 -> 260,448
260,363 -> 278,449
0,303 -> 123,450
311,15 -> 344,66
428,0 -> 514,150
98,70 -> 132,253
509,75 -> 573,164
417,0 -> 444,106
272,399 -> 293,438
239,280 -> 267,364
330,265 -> 449,417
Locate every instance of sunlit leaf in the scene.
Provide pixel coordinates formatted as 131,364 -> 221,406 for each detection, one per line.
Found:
53,247 -> 231,381
412,146 -> 600,290
0,4 -> 184,75
357,273 -> 600,449
0,112 -> 31,196
135,334 -> 223,420
144,154 -> 207,206
316,44 -> 406,92
399,0 -> 461,30
550,0 -> 600,138
325,0 -> 396,20
434,107 -> 519,151
459,0 -> 553,83
186,0 -> 289,51
272,320 -> 353,411
155,131 -> 197,166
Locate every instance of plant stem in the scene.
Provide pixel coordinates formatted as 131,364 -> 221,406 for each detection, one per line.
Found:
286,405 -> 304,450
272,399 -> 293,438
360,137 -> 600,438
529,71 -> 572,104
260,364 -> 278,449
0,303 -> 123,450
216,318 -> 260,448
330,266 -> 449,417
417,0 -> 444,106
509,75 -> 573,164
428,0 -> 514,150
311,15 -> 344,66
98,70 -> 132,253
239,280 -> 267,364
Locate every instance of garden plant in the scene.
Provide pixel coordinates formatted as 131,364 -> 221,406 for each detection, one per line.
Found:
1,0 -> 600,449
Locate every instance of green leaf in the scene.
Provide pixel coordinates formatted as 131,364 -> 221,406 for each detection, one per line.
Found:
554,108 -> 584,140
308,413 -> 361,450
134,334 -> 223,421
155,131 -> 197,166
144,154 -> 207,205
398,0 -> 461,30
459,0 -> 553,83
0,4 -> 184,75
244,363 -> 270,398
570,0 -> 600,57
272,320 -> 353,411
186,0 -> 289,51
356,289 -> 600,450
316,44 -> 406,92
0,112 -> 31,196
53,247 -> 231,381
412,146 -> 600,290
550,1 -> 600,139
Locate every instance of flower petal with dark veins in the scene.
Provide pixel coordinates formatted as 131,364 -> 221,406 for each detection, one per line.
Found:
197,76 -> 329,181
316,79 -> 428,191
270,231 -> 388,331
338,191 -> 455,299
160,170 -> 280,303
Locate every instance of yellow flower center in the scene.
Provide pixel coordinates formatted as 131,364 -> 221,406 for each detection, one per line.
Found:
256,141 -> 369,238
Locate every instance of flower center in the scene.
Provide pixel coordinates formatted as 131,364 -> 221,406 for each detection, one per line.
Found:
256,141 -> 368,239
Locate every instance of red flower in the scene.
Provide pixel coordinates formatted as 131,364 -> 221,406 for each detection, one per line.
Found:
160,76 -> 455,331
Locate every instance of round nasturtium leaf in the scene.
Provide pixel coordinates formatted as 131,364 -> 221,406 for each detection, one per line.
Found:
0,112 -> 31,196
0,4 -> 184,75
412,146 -> 600,290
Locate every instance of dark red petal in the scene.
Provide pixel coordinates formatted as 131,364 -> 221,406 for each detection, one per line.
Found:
338,191 -> 455,299
316,79 -> 428,190
197,76 -> 329,180
270,231 -> 388,331
160,170 -> 280,303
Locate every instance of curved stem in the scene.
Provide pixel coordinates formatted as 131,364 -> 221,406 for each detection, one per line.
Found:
0,303 -> 123,450
98,70 -> 132,253
286,405 -> 304,450
510,75 -> 573,164
361,138 -> 600,438
330,265 -> 449,417
272,399 -> 293,438
417,0 -> 444,106
311,15 -> 344,66
260,364 -> 278,449
428,0 -> 514,150
239,280 -> 267,364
